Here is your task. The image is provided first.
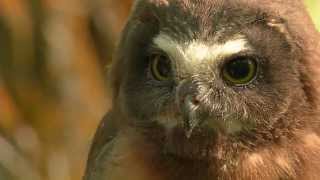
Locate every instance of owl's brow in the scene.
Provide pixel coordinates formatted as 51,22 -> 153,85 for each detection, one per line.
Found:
153,33 -> 252,63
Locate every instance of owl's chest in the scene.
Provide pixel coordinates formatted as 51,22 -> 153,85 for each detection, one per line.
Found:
103,131 -> 320,180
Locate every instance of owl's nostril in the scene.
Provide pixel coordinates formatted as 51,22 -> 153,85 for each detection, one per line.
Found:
191,97 -> 200,105
184,95 -> 200,107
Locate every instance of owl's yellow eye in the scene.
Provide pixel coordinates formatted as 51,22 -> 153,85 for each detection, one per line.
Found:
222,57 -> 257,86
150,54 -> 172,81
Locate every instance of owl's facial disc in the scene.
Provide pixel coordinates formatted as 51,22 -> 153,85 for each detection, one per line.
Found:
151,33 -> 257,137
118,0 -> 304,160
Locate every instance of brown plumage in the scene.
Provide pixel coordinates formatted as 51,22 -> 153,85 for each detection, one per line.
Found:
84,0 -> 320,180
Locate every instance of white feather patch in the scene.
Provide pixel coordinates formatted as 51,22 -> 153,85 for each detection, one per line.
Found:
153,33 -> 251,62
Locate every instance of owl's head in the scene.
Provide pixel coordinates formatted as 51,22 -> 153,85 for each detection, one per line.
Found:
110,0 -> 320,159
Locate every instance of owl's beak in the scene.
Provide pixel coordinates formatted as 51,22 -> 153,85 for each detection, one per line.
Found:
181,95 -> 201,138
176,80 -> 202,138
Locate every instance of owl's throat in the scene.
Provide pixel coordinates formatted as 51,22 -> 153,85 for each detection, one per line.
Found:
161,125 -> 218,160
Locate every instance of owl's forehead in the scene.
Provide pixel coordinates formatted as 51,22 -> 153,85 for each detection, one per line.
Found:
135,0 -> 269,41
133,0 -> 291,62
142,0 -> 258,61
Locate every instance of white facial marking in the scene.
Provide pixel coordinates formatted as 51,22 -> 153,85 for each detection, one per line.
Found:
212,38 -> 250,57
185,42 -> 210,61
153,34 -> 187,62
153,33 -> 250,62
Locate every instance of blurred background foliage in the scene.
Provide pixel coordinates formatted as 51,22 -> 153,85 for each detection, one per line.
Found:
0,0 -> 318,180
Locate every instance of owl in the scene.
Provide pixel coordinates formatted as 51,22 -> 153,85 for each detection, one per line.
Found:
84,0 -> 320,180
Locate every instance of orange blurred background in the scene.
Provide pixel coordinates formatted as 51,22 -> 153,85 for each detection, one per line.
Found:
0,0 -> 132,179
0,0 -> 318,180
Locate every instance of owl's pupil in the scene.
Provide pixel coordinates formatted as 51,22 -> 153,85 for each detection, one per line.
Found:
226,59 -> 251,79
157,56 -> 171,77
